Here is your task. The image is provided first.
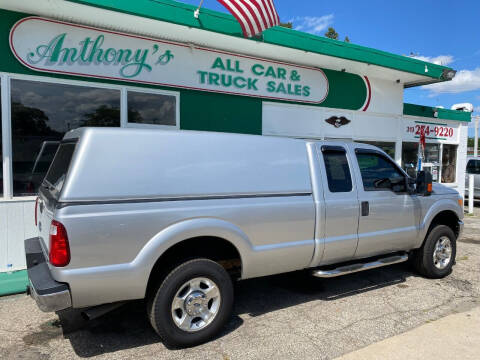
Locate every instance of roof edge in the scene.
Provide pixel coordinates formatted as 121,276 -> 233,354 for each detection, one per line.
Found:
66,0 -> 455,84
404,103 -> 471,122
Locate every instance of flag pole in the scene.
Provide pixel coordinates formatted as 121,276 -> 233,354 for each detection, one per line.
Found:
194,0 -> 204,18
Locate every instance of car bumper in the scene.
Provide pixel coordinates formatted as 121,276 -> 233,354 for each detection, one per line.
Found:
25,237 -> 72,312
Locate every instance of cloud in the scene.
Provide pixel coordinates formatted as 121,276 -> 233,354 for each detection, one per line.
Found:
422,68 -> 480,95
291,14 -> 334,35
411,55 -> 454,66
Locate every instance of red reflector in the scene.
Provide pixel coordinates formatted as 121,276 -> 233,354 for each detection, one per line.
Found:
35,197 -> 39,226
427,183 -> 433,193
49,220 -> 70,267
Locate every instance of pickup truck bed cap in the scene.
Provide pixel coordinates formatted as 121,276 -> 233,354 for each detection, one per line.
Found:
59,127 -> 313,203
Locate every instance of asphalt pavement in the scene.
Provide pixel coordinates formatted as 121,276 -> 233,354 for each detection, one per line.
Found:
1,206 -> 479,360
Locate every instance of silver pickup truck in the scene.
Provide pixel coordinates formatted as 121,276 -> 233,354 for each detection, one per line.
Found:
26,128 -> 464,347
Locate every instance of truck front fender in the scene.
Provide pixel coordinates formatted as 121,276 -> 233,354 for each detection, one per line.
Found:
415,198 -> 462,248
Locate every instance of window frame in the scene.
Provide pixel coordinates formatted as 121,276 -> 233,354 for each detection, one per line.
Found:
124,87 -> 180,130
355,148 -> 408,193
0,72 -> 180,199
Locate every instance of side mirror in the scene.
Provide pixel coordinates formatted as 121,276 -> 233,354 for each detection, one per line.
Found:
416,171 -> 433,196
407,177 -> 416,194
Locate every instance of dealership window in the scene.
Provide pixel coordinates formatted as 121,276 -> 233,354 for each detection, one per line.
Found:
402,142 -> 457,184
402,142 -> 441,180
401,142 -> 418,178
356,141 -> 395,159
423,144 -> 441,182
127,90 -> 176,126
441,145 -> 457,183
11,79 -> 121,196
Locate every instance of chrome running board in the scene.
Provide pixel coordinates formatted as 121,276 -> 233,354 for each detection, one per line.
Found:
312,253 -> 409,278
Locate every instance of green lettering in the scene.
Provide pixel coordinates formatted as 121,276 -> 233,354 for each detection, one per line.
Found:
104,48 -> 117,63
221,74 -> 232,87
78,37 -> 93,62
276,82 -> 286,94
209,72 -> 220,85
27,33 -> 67,64
303,86 -> 311,97
294,84 -> 302,96
267,81 -> 276,92
247,78 -> 258,90
277,68 -> 286,80
211,57 -> 226,70
265,66 -> 277,78
59,47 -> 79,63
115,49 -> 132,64
252,64 -> 264,76
197,70 -> 208,84
233,76 -> 246,88
87,35 -> 105,62
120,49 -> 151,78
235,61 -> 244,73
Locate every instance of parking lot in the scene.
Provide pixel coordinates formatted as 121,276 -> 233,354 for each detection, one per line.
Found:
1,206 -> 479,360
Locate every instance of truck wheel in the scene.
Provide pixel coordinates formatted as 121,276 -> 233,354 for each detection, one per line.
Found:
412,225 -> 456,279
147,258 -> 234,348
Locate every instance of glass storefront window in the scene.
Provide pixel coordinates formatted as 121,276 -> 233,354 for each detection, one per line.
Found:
11,79 -> 120,196
441,145 -> 457,183
127,91 -> 176,126
423,144 -> 440,182
402,142 -> 418,178
357,141 -> 395,159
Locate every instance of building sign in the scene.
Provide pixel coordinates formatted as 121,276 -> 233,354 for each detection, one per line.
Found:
404,120 -> 458,142
10,17 -> 329,104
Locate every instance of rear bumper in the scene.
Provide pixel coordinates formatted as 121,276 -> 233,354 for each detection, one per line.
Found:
25,237 -> 72,312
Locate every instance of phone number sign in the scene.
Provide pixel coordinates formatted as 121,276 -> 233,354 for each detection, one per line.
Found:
404,120 -> 458,142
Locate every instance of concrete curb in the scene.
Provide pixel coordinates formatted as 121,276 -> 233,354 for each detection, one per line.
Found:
336,306 -> 480,360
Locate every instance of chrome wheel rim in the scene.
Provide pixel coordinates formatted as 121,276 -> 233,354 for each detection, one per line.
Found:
171,277 -> 221,333
433,236 -> 452,270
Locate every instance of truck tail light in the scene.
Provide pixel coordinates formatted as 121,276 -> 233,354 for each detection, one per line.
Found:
35,197 -> 39,226
49,220 -> 70,267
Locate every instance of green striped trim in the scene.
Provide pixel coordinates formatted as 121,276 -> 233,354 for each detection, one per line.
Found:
0,270 -> 28,296
66,0 -> 453,81
404,103 -> 471,122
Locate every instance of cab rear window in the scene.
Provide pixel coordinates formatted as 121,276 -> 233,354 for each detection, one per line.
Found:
43,141 -> 77,197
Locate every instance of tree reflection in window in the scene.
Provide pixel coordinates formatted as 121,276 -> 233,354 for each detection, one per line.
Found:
11,80 -> 120,196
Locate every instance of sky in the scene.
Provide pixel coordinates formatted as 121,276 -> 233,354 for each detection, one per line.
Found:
181,0 -> 480,137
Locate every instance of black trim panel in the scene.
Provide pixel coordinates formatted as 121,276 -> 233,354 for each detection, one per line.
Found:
321,145 -> 347,153
57,192 -> 313,208
25,237 -> 69,296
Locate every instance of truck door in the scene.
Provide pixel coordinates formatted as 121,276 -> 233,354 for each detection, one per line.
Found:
313,144 -> 360,266
352,147 -> 421,258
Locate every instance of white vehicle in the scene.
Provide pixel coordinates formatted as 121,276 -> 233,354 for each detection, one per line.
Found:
466,156 -> 480,198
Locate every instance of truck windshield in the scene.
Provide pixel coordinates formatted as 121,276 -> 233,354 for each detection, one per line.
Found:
43,141 -> 77,198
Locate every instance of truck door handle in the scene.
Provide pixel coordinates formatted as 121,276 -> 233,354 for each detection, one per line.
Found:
361,201 -> 369,216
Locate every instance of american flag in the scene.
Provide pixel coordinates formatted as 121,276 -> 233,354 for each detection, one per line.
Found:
217,0 -> 280,38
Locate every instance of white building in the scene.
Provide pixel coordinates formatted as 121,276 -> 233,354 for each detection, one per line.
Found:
0,0 -> 471,294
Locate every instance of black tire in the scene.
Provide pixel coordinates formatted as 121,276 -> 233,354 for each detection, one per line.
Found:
411,225 -> 456,279
147,258 -> 234,348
